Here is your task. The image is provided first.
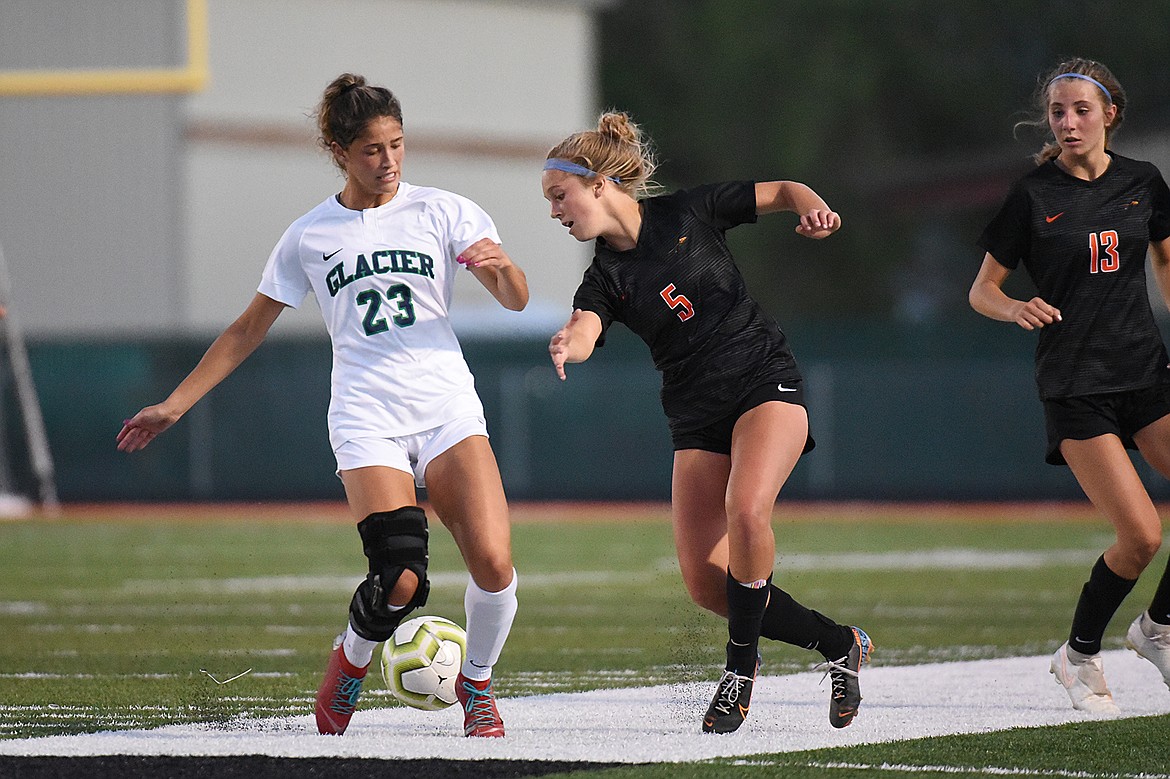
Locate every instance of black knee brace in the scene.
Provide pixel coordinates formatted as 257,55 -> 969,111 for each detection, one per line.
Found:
347,506 -> 431,641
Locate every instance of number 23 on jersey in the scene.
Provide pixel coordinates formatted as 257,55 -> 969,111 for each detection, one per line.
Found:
357,283 -> 416,335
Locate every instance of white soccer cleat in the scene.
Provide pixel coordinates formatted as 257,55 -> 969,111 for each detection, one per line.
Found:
1049,642 -> 1120,714
1125,612 -> 1170,691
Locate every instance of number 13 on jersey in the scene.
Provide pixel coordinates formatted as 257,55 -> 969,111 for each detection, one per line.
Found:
660,283 -> 695,322
1089,230 -> 1120,274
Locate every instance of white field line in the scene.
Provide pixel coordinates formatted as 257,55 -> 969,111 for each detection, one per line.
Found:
756,761 -> 1170,779
114,548 -> 1096,595
1,650 -> 1167,765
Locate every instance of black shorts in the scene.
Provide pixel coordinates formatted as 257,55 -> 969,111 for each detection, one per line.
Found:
1042,384 -> 1170,465
671,380 -> 817,455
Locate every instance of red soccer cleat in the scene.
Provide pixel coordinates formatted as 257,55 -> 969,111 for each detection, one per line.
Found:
456,673 -> 505,737
315,637 -> 369,735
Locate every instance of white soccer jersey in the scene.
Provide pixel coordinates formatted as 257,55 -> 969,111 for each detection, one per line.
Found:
258,182 -> 497,448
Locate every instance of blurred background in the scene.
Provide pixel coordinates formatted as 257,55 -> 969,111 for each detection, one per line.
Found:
2,0 -> 1170,506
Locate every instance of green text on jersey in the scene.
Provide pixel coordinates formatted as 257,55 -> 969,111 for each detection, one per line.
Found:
326,250 -> 435,297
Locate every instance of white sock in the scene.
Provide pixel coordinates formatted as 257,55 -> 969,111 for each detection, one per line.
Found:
461,568 -> 518,681
342,623 -> 379,668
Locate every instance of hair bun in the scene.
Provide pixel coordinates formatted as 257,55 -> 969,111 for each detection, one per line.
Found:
547,110 -> 658,198
597,112 -> 641,145
334,73 -> 366,93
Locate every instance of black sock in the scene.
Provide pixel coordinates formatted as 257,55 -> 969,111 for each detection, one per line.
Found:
725,571 -> 769,675
759,584 -> 853,660
1068,555 -> 1137,655
1147,556 -> 1170,626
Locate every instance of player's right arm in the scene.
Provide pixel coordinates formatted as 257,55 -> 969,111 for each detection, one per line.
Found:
549,308 -> 602,381
968,253 -> 1061,331
117,293 -> 287,452
755,181 -> 841,239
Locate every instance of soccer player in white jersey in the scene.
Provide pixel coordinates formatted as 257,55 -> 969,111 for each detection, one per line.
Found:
117,73 -> 527,738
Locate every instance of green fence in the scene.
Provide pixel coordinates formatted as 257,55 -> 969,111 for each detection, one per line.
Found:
10,318 -> 1169,503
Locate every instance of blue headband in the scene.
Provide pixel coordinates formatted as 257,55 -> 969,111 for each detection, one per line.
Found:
543,158 -> 620,184
1049,73 -> 1113,104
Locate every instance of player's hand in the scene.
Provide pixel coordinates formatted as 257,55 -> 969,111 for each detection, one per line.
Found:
457,238 -> 513,271
795,208 -> 841,239
116,404 -> 180,452
549,309 -> 583,381
1011,297 -> 1062,330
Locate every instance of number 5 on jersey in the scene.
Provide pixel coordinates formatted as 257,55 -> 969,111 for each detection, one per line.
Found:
1089,230 -> 1119,274
660,283 -> 695,322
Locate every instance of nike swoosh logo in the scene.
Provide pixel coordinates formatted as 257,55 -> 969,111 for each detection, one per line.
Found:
1045,212 -> 1065,223
777,384 -> 798,392
323,249 -> 343,261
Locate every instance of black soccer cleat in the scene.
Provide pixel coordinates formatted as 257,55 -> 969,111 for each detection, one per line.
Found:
702,669 -> 755,734
820,626 -> 872,729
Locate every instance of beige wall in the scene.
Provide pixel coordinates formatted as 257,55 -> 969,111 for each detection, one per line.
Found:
184,0 -> 600,337
0,0 -> 602,338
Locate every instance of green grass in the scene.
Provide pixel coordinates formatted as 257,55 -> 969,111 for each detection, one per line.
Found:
1,505 -> 1168,776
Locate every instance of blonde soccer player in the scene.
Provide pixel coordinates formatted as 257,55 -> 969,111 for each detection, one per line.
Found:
542,112 -> 871,733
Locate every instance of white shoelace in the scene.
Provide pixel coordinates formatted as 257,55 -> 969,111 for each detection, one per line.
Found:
813,656 -> 857,698
713,672 -> 749,714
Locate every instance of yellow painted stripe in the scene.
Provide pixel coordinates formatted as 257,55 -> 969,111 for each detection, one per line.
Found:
0,0 -> 208,96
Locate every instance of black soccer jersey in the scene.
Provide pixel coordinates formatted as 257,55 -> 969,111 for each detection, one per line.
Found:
978,152 -> 1170,399
572,181 -> 803,436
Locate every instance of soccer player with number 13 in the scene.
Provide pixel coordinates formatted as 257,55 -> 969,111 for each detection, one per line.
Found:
971,58 -> 1170,713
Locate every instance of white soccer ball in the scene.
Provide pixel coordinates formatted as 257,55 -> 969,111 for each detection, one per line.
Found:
381,615 -> 467,711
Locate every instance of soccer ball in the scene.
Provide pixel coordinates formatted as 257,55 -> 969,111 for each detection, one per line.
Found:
381,615 -> 467,711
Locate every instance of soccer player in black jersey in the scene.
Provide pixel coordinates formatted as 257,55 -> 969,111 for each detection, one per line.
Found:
971,58 -> 1170,712
541,112 -> 872,733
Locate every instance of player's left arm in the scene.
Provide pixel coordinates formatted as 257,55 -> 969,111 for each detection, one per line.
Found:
1148,236 -> 1170,313
458,237 -> 529,311
755,181 -> 841,239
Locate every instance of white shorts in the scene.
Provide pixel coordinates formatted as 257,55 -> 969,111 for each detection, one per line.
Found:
333,415 -> 489,487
